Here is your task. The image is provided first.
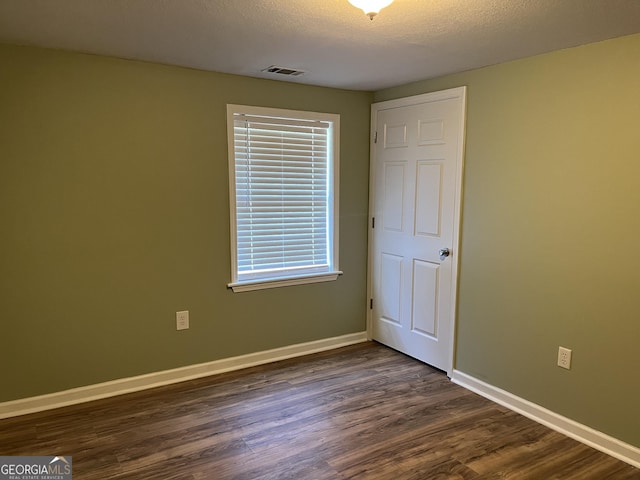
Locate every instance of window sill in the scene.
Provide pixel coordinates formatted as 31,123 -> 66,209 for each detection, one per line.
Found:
228,271 -> 343,293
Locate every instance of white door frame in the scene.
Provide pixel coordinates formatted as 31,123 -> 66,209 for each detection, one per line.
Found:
366,87 -> 467,377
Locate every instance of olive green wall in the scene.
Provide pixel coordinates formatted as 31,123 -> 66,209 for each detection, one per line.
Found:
376,33 -> 640,447
0,44 -> 372,401
3,32 -> 639,450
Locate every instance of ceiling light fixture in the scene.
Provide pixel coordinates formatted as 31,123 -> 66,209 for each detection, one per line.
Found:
348,0 -> 394,20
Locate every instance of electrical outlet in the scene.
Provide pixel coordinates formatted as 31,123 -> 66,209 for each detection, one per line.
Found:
176,310 -> 189,331
557,346 -> 572,369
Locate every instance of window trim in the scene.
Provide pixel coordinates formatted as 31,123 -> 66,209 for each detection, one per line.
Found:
226,104 -> 341,292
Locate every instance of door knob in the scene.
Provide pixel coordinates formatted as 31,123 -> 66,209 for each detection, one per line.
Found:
438,248 -> 450,260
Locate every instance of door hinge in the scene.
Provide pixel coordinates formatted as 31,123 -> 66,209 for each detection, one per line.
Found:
370,298 -> 373,309
372,217 -> 375,229
374,131 -> 378,144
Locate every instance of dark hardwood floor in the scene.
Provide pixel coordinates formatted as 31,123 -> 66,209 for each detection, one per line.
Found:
1,342 -> 638,479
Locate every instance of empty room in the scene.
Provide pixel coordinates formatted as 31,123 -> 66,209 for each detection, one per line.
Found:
1,1 -> 639,478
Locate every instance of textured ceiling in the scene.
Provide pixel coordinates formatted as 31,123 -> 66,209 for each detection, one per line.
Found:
1,0 -> 639,91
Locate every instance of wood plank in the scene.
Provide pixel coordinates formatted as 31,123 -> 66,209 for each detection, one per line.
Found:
1,342 -> 637,479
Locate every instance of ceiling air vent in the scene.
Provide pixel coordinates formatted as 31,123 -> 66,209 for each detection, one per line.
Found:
261,65 -> 305,77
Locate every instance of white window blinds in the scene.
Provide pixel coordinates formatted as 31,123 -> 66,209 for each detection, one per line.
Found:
228,106 -> 340,291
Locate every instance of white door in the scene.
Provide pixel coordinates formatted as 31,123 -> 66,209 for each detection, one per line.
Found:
369,87 -> 466,375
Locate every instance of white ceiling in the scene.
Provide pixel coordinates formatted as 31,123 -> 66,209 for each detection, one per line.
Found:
1,0 -> 639,91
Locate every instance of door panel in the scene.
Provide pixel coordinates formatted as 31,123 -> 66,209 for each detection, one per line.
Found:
383,163 -> 406,232
384,123 -> 408,148
380,253 -> 403,324
415,162 -> 443,236
370,88 -> 466,373
411,259 -> 439,338
418,119 -> 445,145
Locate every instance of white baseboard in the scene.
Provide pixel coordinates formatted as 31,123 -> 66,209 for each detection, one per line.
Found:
451,370 -> 640,469
0,332 -> 368,420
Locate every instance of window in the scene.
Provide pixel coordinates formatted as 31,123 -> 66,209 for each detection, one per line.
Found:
227,105 -> 341,292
